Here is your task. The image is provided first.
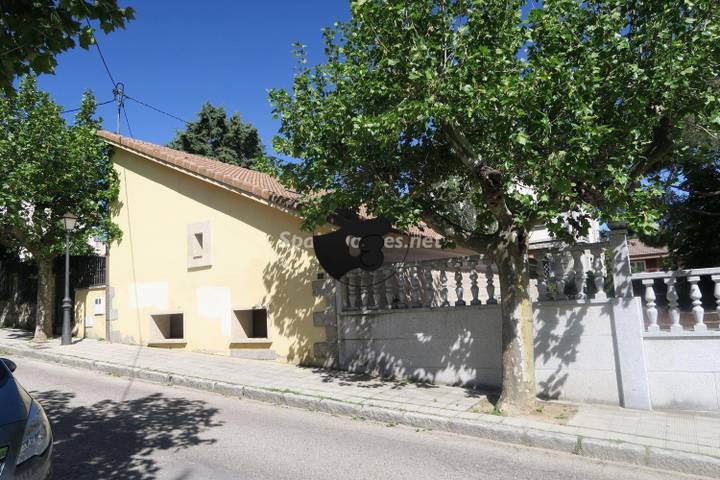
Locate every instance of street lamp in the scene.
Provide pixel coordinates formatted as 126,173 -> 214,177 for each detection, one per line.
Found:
61,212 -> 77,346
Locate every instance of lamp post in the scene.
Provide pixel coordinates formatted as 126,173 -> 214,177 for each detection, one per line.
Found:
61,212 -> 77,346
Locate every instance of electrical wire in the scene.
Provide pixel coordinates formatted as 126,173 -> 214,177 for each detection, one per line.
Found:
124,94 -> 190,124
85,20 -> 117,88
122,104 -> 134,138
61,98 -> 115,114
83,20 -> 189,135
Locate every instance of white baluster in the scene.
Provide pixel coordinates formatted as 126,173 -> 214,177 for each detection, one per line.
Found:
352,270 -> 363,310
665,277 -> 682,332
688,276 -> 707,331
485,258 -> 497,304
372,269 -> 384,309
470,258 -> 481,305
713,274 -> 720,317
423,264 -> 435,307
553,251 -> 568,300
439,262 -> 449,307
642,279 -> 659,332
385,266 -> 396,309
454,261 -> 466,306
592,248 -> 607,300
342,276 -> 352,311
410,265 -> 422,308
536,253 -> 550,301
361,270 -> 371,310
396,265 -> 408,308
572,250 -> 586,300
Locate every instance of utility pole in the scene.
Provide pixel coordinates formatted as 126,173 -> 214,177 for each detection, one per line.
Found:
113,82 -> 125,135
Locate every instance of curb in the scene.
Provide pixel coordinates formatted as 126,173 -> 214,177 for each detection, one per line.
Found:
2,343 -> 719,478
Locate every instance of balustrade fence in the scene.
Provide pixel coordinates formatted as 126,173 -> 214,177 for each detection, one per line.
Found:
339,241 -> 611,313
633,268 -> 720,332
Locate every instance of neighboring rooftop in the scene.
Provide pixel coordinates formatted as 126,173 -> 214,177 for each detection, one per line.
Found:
628,238 -> 669,259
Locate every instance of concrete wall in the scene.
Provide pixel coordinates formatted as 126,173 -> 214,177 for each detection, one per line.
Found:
340,300 -> 629,406
104,148 -> 326,364
643,334 -> 720,410
340,295 -> 720,411
533,300 -> 622,405
341,306 -> 502,387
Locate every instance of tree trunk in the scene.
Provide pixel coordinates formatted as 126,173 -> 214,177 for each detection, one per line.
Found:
495,228 -> 537,414
33,257 -> 55,341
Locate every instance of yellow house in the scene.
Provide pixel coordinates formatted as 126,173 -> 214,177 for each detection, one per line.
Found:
75,131 -> 328,365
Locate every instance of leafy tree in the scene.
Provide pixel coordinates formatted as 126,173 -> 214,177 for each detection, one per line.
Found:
0,0 -> 134,93
169,103 -> 269,169
270,0 -> 720,412
0,76 -> 120,341
646,153 -> 720,268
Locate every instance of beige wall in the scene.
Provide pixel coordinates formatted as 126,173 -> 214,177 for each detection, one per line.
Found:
105,148 -> 326,364
75,286 -> 106,340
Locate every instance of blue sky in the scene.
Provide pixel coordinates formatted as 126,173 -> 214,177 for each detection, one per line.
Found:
38,1 -> 351,159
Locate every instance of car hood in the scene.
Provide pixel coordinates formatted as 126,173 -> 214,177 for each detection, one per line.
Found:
0,371 -> 30,426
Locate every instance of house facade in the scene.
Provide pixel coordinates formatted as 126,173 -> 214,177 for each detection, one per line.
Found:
76,131 -> 328,365
628,238 -> 669,272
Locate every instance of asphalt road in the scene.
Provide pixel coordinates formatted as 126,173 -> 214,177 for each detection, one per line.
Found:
11,358 -> 702,480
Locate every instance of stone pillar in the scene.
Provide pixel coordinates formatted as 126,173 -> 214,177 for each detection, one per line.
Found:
608,222 -> 634,299
311,273 -> 341,368
610,297 -> 652,410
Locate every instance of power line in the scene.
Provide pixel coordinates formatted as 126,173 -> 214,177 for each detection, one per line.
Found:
85,20 -> 117,88
83,20 -> 189,135
124,94 -> 190,124
61,98 -> 115,115
122,104 -> 134,138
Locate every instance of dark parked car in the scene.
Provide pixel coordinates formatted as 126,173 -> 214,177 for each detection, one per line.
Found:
0,358 -> 52,479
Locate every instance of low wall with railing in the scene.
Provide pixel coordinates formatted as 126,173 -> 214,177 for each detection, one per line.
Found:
633,268 -> 720,410
336,236 -> 638,406
321,228 -> 720,411
340,298 -> 631,407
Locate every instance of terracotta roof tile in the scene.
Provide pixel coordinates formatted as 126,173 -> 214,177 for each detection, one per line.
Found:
97,130 -> 300,209
628,238 -> 669,258
97,130 -> 440,240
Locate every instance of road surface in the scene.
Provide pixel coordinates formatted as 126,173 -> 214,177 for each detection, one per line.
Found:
12,357 -> 701,480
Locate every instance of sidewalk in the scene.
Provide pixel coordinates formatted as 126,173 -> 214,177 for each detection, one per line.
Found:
1,328 -> 718,478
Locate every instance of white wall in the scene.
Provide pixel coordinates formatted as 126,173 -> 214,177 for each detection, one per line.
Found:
533,301 -> 622,405
340,299 -> 627,406
643,335 -> 720,411
341,306 -> 502,387
339,296 -> 720,411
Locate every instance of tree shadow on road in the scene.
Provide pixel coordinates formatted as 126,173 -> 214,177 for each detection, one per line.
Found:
31,389 -> 223,480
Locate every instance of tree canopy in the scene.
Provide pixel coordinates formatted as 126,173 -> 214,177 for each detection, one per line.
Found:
270,0 -> 720,411
644,132 -> 720,268
169,103 -> 270,170
0,76 -> 120,339
0,0 -> 134,93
